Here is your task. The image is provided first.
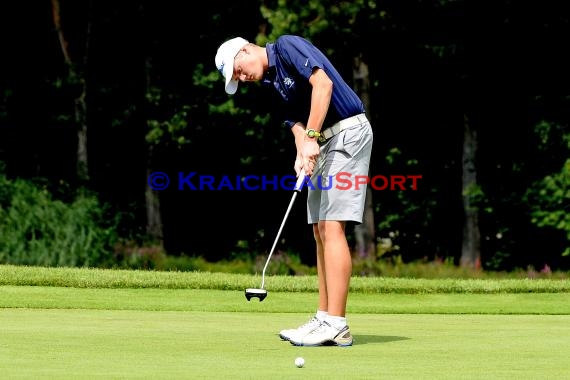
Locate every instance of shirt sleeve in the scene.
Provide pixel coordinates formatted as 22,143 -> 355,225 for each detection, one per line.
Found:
277,36 -> 325,80
283,120 -> 296,128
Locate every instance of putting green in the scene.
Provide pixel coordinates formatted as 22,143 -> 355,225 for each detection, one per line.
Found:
1,286 -> 569,378
0,309 -> 569,379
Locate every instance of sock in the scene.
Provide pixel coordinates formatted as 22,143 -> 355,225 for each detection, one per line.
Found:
315,310 -> 328,321
325,315 -> 347,330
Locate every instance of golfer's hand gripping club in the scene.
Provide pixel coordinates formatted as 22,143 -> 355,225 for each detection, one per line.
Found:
293,168 -> 307,192
245,170 -> 307,301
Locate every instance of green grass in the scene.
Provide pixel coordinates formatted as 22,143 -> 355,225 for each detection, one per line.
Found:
1,264 -> 570,379
1,310 -> 569,379
2,264 -> 570,293
1,287 -> 570,314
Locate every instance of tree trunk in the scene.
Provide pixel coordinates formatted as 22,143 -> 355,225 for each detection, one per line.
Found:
352,55 -> 376,258
144,58 -> 164,246
76,90 -> 89,182
51,0 -> 90,182
145,147 -> 164,244
460,114 -> 481,268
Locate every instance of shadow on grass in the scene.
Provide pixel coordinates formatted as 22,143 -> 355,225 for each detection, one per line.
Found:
353,335 -> 410,345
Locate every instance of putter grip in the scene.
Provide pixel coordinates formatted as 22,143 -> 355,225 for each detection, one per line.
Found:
294,169 -> 307,192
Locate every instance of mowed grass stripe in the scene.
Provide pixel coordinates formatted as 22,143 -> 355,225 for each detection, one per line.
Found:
1,286 -> 570,314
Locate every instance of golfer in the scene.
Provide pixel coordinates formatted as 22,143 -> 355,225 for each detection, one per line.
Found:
215,35 -> 373,346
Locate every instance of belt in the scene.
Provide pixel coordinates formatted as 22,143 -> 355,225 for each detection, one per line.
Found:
319,113 -> 368,143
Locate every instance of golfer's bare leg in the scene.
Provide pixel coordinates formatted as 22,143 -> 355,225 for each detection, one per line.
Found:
313,223 -> 328,313
319,220 -> 350,317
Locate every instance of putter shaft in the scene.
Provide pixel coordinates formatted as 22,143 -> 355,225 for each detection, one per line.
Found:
260,191 -> 299,289
258,169 -> 307,290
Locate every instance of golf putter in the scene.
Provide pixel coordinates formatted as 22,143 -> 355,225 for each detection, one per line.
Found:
245,169 -> 308,301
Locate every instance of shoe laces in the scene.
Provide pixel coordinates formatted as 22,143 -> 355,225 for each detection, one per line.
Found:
300,317 -> 321,329
310,320 -> 336,334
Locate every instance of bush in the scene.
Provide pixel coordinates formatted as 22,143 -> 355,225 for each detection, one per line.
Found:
0,174 -> 119,267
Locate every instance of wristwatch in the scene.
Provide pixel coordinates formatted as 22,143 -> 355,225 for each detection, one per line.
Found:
306,129 -> 321,139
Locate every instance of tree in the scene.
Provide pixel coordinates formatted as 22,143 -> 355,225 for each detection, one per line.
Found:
352,55 -> 376,259
50,0 -> 91,182
460,114 -> 481,268
525,114 -> 570,258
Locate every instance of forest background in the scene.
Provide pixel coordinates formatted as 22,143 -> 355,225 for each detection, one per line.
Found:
0,0 -> 568,274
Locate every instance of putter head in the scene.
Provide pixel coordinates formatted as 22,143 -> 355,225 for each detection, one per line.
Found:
245,288 -> 267,301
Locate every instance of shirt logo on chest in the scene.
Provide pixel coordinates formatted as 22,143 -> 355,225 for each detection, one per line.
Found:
283,77 -> 294,88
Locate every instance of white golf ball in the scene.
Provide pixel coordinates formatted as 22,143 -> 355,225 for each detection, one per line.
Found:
295,357 -> 305,368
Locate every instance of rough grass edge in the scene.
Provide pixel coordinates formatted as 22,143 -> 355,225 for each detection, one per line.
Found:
1,264 -> 569,294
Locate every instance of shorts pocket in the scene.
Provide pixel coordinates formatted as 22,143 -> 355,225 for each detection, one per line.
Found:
341,124 -> 371,157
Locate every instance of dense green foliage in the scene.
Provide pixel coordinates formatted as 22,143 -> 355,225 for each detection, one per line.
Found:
0,1 -> 568,271
525,120 -> 570,257
0,174 -> 118,267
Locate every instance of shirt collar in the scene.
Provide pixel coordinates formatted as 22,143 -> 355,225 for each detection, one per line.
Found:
262,42 -> 277,84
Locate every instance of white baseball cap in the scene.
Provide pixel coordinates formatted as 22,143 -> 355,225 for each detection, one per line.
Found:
215,37 -> 249,95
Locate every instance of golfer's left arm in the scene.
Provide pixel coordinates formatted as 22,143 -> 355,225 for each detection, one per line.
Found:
296,68 -> 333,175
306,68 -> 333,135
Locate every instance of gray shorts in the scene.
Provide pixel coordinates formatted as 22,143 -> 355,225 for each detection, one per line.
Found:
307,116 -> 373,224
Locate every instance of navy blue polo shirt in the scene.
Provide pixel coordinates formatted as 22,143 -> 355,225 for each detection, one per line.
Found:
263,35 -> 365,130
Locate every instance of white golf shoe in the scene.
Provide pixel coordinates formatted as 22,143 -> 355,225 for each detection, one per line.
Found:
279,317 -> 322,341
288,321 -> 353,347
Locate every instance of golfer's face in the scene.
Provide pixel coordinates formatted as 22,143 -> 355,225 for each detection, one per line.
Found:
233,49 -> 262,82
